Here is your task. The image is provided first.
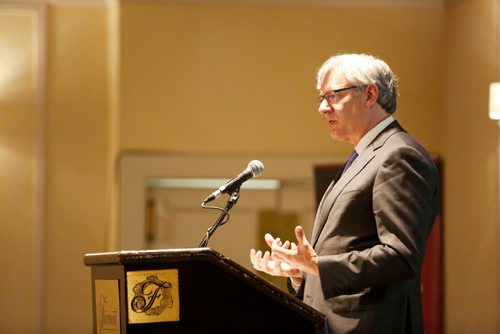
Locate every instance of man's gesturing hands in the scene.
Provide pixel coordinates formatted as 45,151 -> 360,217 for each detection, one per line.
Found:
249,225 -> 319,282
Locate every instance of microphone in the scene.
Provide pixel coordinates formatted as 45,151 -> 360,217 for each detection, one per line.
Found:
202,160 -> 264,204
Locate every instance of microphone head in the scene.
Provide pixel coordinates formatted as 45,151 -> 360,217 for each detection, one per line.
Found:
248,160 -> 264,177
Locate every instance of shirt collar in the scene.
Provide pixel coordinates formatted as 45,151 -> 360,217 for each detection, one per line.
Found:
355,115 -> 395,155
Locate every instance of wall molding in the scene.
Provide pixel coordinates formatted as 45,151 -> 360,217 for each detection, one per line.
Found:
0,0 -> 446,8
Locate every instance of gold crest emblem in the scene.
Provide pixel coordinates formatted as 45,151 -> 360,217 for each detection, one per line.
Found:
126,269 -> 180,324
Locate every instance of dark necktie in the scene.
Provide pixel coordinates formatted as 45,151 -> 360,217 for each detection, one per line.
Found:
342,150 -> 358,175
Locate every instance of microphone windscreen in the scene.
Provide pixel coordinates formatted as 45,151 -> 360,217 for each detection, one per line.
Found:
248,160 -> 264,177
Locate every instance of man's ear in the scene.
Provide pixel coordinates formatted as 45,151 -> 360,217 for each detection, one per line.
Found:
365,83 -> 378,108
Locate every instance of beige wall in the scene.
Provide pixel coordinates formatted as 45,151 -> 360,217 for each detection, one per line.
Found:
442,0 -> 499,332
118,2 -> 444,154
0,6 -> 42,333
45,3 -> 109,333
0,0 -> 498,333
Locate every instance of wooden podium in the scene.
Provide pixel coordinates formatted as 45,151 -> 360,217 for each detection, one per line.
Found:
84,248 -> 328,334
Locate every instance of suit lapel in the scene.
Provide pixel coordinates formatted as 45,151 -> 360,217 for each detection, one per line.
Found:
311,121 -> 404,247
310,173 -> 340,243
311,150 -> 374,246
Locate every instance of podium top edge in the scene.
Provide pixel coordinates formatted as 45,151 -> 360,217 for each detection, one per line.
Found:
83,247 -> 218,266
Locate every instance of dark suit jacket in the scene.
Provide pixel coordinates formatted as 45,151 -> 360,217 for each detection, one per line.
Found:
296,121 -> 440,333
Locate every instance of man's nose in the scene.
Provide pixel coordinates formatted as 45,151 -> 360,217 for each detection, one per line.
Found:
318,100 -> 333,115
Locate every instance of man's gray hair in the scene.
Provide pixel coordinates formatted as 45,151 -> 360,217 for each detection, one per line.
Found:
316,53 -> 399,114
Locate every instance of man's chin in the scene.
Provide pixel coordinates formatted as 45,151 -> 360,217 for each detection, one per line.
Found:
329,131 -> 346,142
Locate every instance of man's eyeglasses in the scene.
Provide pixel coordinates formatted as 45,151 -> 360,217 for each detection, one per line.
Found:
317,86 -> 358,105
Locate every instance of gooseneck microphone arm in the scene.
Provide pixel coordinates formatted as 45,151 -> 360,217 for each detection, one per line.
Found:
198,189 -> 240,247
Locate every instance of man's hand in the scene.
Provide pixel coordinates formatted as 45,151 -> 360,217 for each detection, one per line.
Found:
250,225 -> 319,279
270,226 -> 319,276
250,233 -> 302,278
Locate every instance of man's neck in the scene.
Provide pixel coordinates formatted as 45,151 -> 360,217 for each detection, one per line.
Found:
355,115 -> 395,154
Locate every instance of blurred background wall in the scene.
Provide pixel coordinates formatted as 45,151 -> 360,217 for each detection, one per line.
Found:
0,0 -> 498,333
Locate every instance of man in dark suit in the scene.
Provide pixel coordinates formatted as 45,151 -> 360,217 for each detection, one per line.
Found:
250,53 -> 440,333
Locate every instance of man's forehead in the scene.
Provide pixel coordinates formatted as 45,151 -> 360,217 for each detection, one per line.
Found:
321,72 -> 348,89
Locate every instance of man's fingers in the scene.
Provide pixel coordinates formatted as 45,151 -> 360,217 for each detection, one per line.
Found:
250,249 -> 262,269
295,225 -> 307,245
271,238 -> 282,250
264,233 -> 274,247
